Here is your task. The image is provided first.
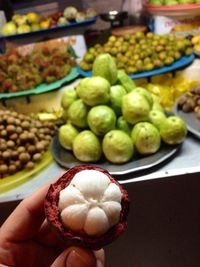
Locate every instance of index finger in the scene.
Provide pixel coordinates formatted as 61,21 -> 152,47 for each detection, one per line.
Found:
0,175 -> 61,243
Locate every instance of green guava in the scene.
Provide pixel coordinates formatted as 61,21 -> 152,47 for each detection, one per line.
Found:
133,87 -> 153,108
110,85 -> 127,115
62,109 -> 69,121
77,76 -> 110,106
117,70 -> 136,93
117,116 -> 132,134
61,88 -> 77,110
87,105 -> 116,136
68,99 -> 88,128
102,130 -> 134,164
151,96 -> 164,112
92,53 -> 118,85
160,116 -> 187,145
122,91 -> 151,124
131,122 -> 161,155
58,123 -> 79,150
148,110 -> 167,129
73,130 -> 102,162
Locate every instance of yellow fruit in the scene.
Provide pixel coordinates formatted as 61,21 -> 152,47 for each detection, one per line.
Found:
17,24 -> 31,34
27,12 -> 39,24
192,35 -> 200,45
40,20 -> 50,29
195,44 -> 200,53
1,22 -> 17,35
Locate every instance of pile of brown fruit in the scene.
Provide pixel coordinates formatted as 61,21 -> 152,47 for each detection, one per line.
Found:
178,86 -> 200,119
0,44 -> 76,93
0,109 -> 57,178
80,32 -> 193,74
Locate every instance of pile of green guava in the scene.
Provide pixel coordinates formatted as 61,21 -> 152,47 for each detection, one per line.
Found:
58,53 -> 187,164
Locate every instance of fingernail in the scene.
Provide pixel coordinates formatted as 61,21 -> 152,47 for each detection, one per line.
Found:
65,248 -> 96,267
97,259 -> 104,267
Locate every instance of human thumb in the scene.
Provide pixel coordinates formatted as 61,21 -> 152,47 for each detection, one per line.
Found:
50,247 -> 98,267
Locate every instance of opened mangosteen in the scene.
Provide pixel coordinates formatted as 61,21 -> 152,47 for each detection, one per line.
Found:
44,165 -> 129,250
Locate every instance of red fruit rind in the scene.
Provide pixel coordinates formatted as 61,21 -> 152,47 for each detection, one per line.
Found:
44,165 -> 129,250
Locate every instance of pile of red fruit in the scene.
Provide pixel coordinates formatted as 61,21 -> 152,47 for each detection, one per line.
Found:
0,44 -> 76,93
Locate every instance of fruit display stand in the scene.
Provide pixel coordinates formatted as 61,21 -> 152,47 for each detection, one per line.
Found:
143,3 -> 200,36
0,19 -> 97,53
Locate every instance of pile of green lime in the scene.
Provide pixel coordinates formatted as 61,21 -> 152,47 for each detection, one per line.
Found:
79,32 -> 193,74
58,53 -> 187,164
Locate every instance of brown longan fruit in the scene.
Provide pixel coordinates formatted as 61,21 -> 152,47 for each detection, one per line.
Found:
32,153 -> 42,162
45,135 -> 52,142
10,133 -> 18,141
43,128 -> 51,134
0,143 -> 7,151
27,145 -> 36,154
15,160 -> 22,170
17,146 -> 26,153
38,134 -> 45,140
7,140 -> 15,148
0,164 -> 8,174
19,133 -> 29,142
41,140 -> 49,149
15,119 -> 21,126
21,121 -> 30,129
6,125 -> 16,134
11,150 -> 18,159
39,128 -> 45,134
11,111 -> 18,117
18,114 -> 26,121
19,152 -> 30,163
35,121 -> 42,128
27,132 -> 35,141
0,130 -> 7,137
6,117 -> 15,125
8,164 -> 17,175
36,142 -> 44,152
16,126 -> 22,134
2,150 -> 11,160
30,128 -> 37,134
25,161 -> 35,170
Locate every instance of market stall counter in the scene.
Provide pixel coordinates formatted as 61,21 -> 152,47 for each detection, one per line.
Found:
0,132 -> 199,202
0,133 -> 200,267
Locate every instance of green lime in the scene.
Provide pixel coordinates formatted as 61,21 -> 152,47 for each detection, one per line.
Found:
77,77 -> 110,106
102,130 -> 134,164
131,122 -> 161,155
87,105 -> 116,136
73,130 -> 102,162
160,116 -> 187,145
58,123 -> 79,150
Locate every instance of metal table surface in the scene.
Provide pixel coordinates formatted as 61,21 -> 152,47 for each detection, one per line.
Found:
0,132 -> 199,203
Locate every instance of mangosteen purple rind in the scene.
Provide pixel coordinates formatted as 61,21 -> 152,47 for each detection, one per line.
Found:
44,165 -> 129,250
